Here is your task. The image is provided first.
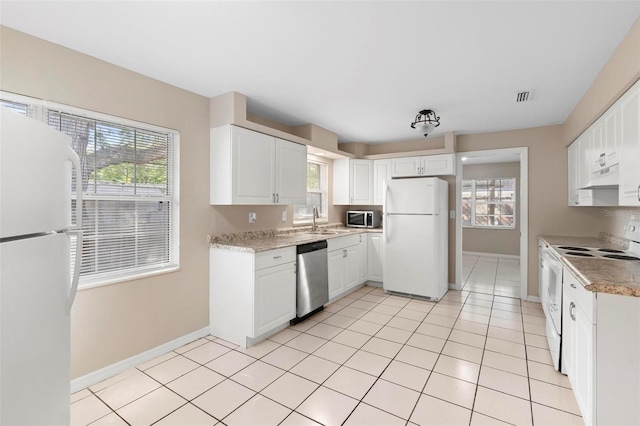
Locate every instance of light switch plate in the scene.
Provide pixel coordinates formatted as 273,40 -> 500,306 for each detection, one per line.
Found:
449,210 -> 455,219
249,212 -> 257,223
282,210 -> 287,222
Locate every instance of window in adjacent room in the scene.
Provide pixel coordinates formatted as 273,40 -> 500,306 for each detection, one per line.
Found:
293,160 -> 328,224
462,178 -> 516,228
1,92 -> 180,288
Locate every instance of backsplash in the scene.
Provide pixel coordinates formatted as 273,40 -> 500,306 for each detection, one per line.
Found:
600,207 -> 640,240
598,231 -> 630,249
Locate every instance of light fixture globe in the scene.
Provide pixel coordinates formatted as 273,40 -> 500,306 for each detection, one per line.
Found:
410,109 -> 440,137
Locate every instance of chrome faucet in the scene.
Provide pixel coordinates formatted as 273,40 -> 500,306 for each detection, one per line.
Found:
312,205 -> 319,231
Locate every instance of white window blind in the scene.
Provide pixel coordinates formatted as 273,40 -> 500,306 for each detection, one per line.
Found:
294,160 -> 328,223
462,178 -> 516,228
1,92 -> 180,287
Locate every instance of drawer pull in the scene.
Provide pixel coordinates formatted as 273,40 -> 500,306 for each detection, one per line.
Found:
570,302 -> 576,321
570,283 -> 576,289
273,255 -> 281,260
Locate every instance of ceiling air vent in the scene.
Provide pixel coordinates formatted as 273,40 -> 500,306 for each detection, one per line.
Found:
515,91 -> 531,103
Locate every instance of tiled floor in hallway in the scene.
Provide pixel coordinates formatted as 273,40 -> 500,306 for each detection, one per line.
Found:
462,254 -> 521,298
71,285 -> 583,425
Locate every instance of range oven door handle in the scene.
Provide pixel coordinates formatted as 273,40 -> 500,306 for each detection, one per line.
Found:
541,249 -> 562,272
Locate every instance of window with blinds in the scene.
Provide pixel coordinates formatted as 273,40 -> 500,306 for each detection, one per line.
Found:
461,178 -> 516,228
293,160 -> 328,223
1,93 -> 179,286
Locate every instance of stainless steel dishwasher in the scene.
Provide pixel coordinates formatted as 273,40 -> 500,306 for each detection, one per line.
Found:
292,240 -> 329,324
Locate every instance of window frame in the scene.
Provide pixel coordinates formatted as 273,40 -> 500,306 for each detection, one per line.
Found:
293,159 -> 329,225
462,177 -> 516,229
1,91 -> 180,289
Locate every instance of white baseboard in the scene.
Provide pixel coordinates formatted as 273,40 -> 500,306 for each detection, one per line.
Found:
70,327 -> 210,393
527,295 -> 541,303
463,251 -> 520,260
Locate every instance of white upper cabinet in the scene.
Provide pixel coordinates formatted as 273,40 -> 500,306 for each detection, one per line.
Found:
391,154 -> 454,178
568,141 -> 579,206
231,127 -> 275,204
274,139 -> 307,205
333,159 -> 373,205
373,159 -> 392,205
578,131 -> 593,189
390,156 -> 422,177
619,80 -> 640,206
211,125 -> 307,205
568,79 -> 640,207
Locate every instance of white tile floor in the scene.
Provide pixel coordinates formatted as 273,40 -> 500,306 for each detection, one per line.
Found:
462,254 -> 521,298
71,285 -> 583,426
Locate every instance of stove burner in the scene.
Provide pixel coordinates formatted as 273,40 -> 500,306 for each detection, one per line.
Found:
602,254 -> 640,261
565,252 -> 595,257
558,246 -> 591,251
597,248 -> 625,254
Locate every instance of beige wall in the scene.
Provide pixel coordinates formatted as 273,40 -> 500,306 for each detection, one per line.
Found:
462,162 -> 520,256
0,26 -> 350,378
0,26 -> 212,378
563,17 -> 640,146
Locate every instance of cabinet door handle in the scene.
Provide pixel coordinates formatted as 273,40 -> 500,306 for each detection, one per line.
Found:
575,194 -> 579,205
637,184 -> 640,202
599,153 -> 606,167
570,283 -> 576,289
272,193 -> 276,203
276,193 -> 279,203
343,249 -> 347,258
569,301 -> 576,321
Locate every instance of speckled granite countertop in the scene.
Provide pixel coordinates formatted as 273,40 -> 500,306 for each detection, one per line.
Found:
209,224 -> 382,253
539,233 -> 640,297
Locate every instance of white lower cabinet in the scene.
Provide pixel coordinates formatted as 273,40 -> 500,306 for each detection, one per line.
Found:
357,234 -> 368,284
368,233 -> 383,282
562,266 -> 640,426
562,270 -> 595,424
210,247 -> 296,347
327,234 -> 368,301
254,261 -> 297,337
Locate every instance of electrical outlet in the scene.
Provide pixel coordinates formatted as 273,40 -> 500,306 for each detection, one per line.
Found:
248,212 -> 257,223
449,210 -> 455,219
282,210 -> 287,222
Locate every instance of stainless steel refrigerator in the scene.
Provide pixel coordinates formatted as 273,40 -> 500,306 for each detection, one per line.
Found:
383,177 -> 448,300
0,108 -> 83,424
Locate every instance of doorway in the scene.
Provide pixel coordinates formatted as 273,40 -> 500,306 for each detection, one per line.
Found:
454,148 -> 529,300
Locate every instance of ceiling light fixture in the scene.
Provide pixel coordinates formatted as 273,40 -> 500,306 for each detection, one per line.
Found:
410,109 -> 441,137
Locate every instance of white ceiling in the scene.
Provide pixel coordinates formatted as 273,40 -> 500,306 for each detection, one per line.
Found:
1,1 -> 638,144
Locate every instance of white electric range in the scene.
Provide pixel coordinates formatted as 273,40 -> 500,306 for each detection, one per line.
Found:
540,219 -> 640,372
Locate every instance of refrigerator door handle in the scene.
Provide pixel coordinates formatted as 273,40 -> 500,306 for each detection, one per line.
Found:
66,229 -> 83,314
384,182 -> 390,242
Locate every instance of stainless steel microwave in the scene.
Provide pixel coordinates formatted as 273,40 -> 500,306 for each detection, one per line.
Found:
346,210 -> 382,228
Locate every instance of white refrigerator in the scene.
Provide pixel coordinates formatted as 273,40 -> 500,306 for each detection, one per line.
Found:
383,177 -> 448,300
0,108 -> 83,425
